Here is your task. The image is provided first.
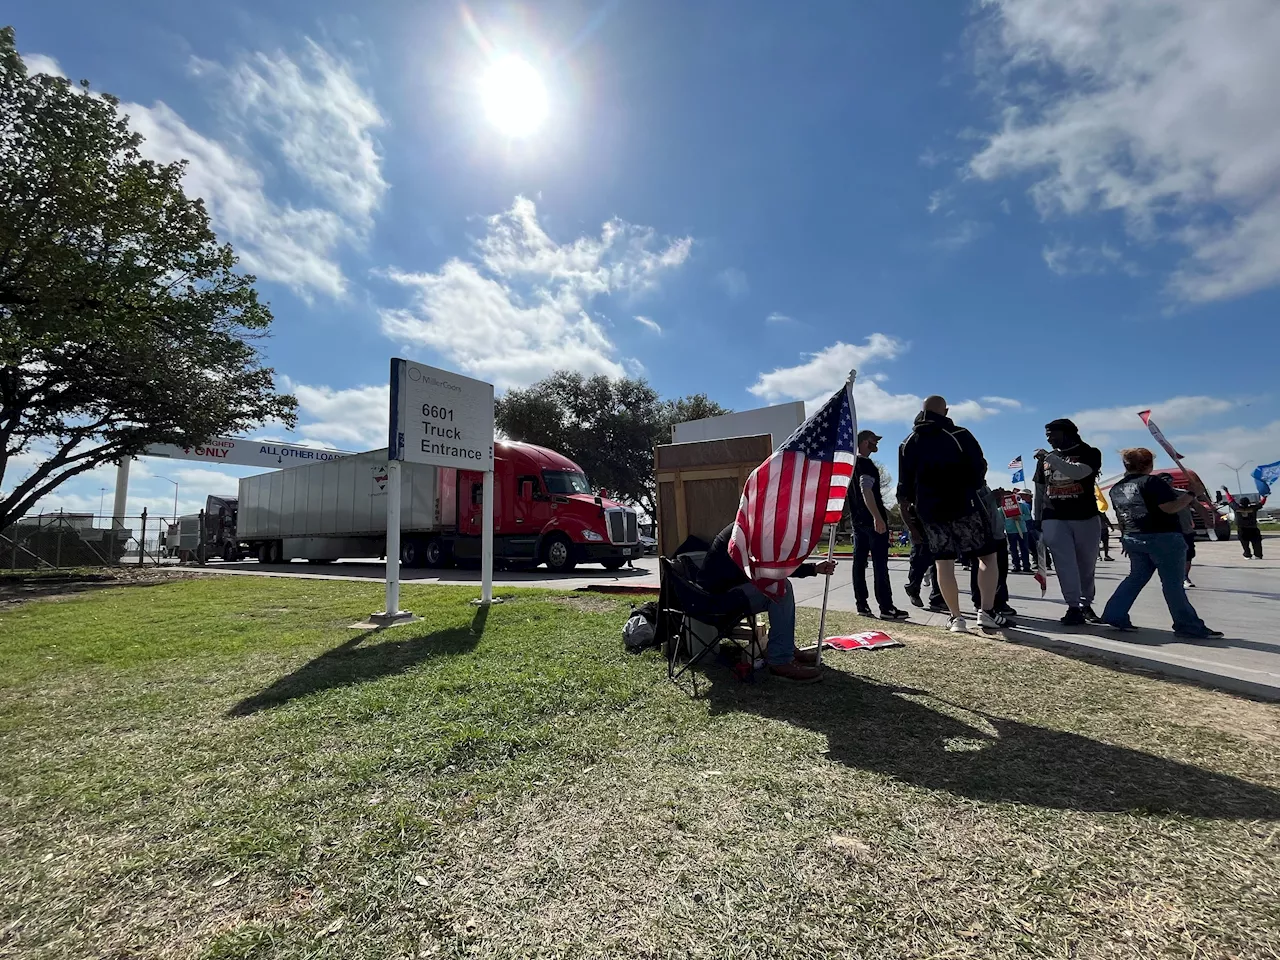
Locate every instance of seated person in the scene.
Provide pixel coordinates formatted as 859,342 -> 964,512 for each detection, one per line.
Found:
697,522 -> 837,683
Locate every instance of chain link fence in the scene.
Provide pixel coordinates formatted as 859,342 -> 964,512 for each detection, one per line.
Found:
0,510 -> 179,570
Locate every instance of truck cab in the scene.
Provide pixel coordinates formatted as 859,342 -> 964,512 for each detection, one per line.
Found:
451,441 -> 640,572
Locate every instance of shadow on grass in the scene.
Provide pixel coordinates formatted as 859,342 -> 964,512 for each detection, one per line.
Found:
227,606 -> 488,717
708,670 -> 1280,818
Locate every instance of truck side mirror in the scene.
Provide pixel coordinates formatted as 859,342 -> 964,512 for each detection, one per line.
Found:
472,483 -> 483,506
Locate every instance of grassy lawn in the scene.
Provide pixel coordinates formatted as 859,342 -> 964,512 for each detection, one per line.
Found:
2,576 -> 1278,959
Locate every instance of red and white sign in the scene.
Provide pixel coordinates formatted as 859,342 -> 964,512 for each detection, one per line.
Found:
822,631 -> 902,651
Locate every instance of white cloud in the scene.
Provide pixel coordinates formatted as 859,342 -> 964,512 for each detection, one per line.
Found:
288,382 -> 389,449
749,336 -> 906,403
1175,419 -> 1280,494
926,189 -> 953,214
193,40 -> 387,227
1042,240 -> 1140,277
23,53 -> 64,78
26,42 -> 383,300
970,0 -> 1280,302
379,197 -> 690,389
1066,396 -> 1236,434
714,268 -> 749,299
981,396 -> 1022,409
765,312 -> 794,324
749,336 -> 1014,425
634,315 -> 662,334
934,220 -> 990,250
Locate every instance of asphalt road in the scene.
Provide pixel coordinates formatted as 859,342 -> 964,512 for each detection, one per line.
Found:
185,536 -> 1278,699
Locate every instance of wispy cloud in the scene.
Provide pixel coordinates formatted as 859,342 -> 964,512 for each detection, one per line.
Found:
1042,240 -> 1141,278
926,189 -> 953,215
634,315 -> 662,334
934,220 -> 990,251
714,267 -> 749,299
379,197 -> 691,389
765,312 -> 794,324
1067,396 -> 1236,434
750,336 -> 1019,424
26,41 -> 384,300
970,0 -> 1280,303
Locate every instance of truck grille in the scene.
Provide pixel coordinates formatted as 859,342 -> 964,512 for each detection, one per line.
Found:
606,507 -> 638,544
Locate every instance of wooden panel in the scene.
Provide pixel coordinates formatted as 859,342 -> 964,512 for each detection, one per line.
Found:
683,477 -> 743,545
654,435 -> 772,471
658,481 -> 679,557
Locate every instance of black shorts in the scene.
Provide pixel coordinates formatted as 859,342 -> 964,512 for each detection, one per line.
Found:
923,506 -> 998,561
1184,534 -> 1196,559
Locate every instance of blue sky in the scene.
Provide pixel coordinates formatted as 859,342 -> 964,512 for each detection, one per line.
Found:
11,0 -> 1280,517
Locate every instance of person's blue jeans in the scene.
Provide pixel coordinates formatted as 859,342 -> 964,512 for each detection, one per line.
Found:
853,526 -> 895,612
1007,532 -> 1029,571
735,579 -> 797,664
1102,532 -> 1208,635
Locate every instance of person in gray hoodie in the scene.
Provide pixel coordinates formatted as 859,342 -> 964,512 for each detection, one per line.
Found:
1033,418 -> 1103,626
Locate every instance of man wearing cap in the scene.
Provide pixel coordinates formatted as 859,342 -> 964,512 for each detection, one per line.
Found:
1034,418 -> 1104,625
851,429 -> 909,620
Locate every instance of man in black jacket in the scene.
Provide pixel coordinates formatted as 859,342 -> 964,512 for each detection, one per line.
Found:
850,429 -> 909,620
897,396 -> 1012,633
698,523 -> 837,682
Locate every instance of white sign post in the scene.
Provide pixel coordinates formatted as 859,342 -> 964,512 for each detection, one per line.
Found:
385,357 -> 495,618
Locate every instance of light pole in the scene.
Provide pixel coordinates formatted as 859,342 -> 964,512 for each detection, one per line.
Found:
155,476 -> 179,525
1219,461 -> 1253,495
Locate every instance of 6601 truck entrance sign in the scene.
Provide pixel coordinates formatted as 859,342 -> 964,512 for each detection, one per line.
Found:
389,358 -> 494,470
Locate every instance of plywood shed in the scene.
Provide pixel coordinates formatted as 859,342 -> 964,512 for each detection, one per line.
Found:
654,434 -> 773,556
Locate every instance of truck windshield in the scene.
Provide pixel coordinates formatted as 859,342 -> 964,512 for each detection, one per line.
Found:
542,470 -> 591,495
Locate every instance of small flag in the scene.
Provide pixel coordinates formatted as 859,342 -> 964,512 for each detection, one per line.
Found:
1008,456 -> 1023,470
728,384 -> 857,598
1254,460 -> 1280,497
1137,410 -> 1184,461
1011,468 -> 1025,485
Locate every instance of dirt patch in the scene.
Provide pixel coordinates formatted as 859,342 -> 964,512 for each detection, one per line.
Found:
0,568 -> 199,606
547,595 -> 626,614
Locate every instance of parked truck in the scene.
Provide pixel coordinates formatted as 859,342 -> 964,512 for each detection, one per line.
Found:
171,495 -> 241,561
235,441 -> 641,571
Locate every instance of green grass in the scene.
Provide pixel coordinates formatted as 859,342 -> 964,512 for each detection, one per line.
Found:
2,576 -> 1279,959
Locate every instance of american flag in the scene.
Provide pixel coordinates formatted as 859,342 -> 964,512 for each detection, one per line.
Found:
727,384 -> 857,597
1008,455 -> 1023,470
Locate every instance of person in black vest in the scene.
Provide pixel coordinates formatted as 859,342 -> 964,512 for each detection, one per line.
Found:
1224,488 -> 1268,559
1103,448 -> 1222,638
851,430 -> 909,620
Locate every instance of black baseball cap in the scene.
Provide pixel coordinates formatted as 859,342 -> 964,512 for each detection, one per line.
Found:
857,429 -> 882,443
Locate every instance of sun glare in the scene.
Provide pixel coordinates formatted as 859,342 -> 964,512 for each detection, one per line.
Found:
480,56 -> 548,138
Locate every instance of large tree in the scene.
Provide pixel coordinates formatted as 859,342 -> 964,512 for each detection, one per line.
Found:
495,371 -> 729,518
0,28 -> 296,529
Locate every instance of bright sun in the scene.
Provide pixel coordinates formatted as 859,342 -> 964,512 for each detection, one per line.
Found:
480,56 -> 548,138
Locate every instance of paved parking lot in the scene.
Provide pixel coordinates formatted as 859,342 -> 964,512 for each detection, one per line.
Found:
187,536 -> 1278,698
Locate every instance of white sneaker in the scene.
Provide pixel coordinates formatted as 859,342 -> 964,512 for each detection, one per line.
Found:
1184,578 -> 1195,588
978,609 -> 1015,630
948,615 -> 968,633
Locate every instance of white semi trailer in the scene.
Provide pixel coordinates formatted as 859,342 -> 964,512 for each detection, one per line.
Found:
236,443 -> 640,570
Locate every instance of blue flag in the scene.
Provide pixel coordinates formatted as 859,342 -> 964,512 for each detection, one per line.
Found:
1253,460 -> 1280,496
1011,468 -> 1025,485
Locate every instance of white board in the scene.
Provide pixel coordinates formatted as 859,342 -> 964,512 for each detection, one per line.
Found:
144,437 -> 352,469
388,358 -> 494,469
672,401 -> 806,451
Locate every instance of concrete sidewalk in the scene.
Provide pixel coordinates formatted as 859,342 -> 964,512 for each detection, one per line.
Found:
793,538 -> 1280,700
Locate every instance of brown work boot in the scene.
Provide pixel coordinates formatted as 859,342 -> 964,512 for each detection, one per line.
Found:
793,645 -> 821,664
768,660 -> 823,683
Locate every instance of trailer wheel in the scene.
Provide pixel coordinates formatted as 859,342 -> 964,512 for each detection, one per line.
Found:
267,540 -> 282,564
222,542 -> 240,563
424,538 -> 447,568
257,543 -> 271,564
543,534 -> 576,574
400,538 -> 423,568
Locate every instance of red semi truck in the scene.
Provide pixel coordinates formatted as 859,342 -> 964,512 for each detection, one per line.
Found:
235,441 -> 641,571
1100,466 -> 1230,540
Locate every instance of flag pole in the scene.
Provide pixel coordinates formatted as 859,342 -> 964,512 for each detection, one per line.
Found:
815,369 -> 857,663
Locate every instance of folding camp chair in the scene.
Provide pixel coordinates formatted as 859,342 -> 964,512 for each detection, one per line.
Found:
658,555 -> 762,693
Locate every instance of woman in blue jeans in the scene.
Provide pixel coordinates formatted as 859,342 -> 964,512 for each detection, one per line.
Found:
1102,447 -> 1223,639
